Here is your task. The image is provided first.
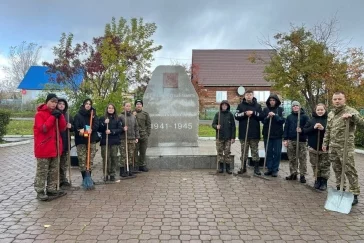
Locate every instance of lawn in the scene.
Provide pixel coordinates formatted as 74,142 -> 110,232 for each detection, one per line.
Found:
6,120 -> 34,135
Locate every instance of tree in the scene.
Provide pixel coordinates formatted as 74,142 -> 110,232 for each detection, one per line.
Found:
251,22 -> 364,113
1,41 -> 42,92
43,17 -> 162,113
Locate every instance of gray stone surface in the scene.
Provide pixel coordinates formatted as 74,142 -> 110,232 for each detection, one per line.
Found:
143,65 -> 199,147
146,140 -> 235,169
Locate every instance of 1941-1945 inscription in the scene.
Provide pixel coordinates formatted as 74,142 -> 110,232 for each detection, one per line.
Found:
143,65 -> 199,147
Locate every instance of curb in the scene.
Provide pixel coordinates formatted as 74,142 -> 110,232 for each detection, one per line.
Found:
0,140 -> 31,148
4,135 -> 34,138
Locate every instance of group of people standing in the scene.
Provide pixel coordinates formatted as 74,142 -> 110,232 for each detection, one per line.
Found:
212,90 -> 364,206
33,93 -> 151,201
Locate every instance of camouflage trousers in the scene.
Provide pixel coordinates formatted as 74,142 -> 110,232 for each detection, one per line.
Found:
76,143 -> 97,172
101,144 -> 119,177
308,149 -> 330,179
329,146 -> 360,195
119,140 -> 136,169
34,158 -> 58,193
287,141 -> 307,175
135,137 -> 148,166
240,139 -> 259,163
216,139 -> 232,164
59,152 -> 69,183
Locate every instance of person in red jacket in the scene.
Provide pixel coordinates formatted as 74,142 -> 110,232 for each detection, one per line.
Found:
33,93 -> 67,201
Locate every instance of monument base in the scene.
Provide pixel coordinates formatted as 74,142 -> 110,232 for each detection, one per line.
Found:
145,140 -> 234,170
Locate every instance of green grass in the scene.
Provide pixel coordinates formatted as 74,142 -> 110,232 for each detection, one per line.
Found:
11,111 -> 36,118
6,120 -> 34,135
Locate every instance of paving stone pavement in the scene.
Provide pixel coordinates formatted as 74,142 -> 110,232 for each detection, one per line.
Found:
1,141 -> 364,243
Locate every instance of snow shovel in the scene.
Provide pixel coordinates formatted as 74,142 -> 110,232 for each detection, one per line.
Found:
324,119 -> 354,214
82,109 -> 95,190
234,116 -> 251,178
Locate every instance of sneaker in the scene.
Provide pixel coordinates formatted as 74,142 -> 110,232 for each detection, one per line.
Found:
352,195 -> 358,206
271,171 -> 278,177
37,192 -> 48,201
300,175 -> 306,183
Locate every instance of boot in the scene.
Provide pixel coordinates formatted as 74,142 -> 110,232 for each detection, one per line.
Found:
139,166 -> 149,172
37,192 -> 48,201
120,167 -> 127,177
352,195 -> 358,206
264,171 -> 273,176
271,171 -> 278,177
314,177 -> 321,189
219,162 -> 224,173
110,175 -> 115,182
226,163 -> 232,174
128,170 -> 133,176
300,175 -> 306,183
47,190 -> 66,196
81,171 -> 86,180
254,161 -> 261,176
285,173 -> 297,180
319,178 -> 327,191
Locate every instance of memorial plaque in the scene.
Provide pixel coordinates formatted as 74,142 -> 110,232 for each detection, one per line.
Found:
143,65 -> 199,147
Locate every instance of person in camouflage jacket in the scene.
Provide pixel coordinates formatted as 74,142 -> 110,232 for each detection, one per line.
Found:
133,99 -> 151,172
323,91 -> 364,206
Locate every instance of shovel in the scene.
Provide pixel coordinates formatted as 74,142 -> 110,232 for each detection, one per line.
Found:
324,119 -> 354,214
234,117 -> 251,178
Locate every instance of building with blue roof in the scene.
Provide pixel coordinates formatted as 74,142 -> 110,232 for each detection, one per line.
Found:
17,66 -> 84,104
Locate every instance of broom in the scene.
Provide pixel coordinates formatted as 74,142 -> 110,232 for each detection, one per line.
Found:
82,109 -> 94,190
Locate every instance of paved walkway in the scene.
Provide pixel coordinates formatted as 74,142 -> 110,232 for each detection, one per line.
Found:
1,141 -> 364,243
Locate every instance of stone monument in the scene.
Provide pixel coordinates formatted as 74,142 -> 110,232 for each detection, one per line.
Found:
143,65 -> 199,147
143,65 -> 234,170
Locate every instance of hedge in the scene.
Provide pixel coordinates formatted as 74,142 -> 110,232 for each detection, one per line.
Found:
0,110 -> 11,141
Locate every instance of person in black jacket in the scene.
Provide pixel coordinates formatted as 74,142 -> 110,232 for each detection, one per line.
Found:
73,98 -> 100,180
56,97 -> 74,188
283,101 -> 309,183
303,103 -> 329,190
235,90 -> 264,175
262,94 -> 285,177
212,100 -> 236,174
98,104 -> 123,182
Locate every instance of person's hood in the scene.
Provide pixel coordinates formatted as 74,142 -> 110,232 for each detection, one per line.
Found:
57,97 -> 69,113
37,104 -> 52,113
265,94 -> 281,108
78,105 -> 95,116
312,111 -> 328,118
220,100 -> 231,111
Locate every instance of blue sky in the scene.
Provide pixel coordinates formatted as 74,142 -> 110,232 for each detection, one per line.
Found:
1,0 -> 364,81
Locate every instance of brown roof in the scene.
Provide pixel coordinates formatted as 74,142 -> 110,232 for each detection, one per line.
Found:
192,49 -> 274,86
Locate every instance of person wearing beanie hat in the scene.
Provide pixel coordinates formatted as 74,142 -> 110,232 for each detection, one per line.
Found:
135,99 -> 143,106
46,93 -> 58,103
73,98 -> 100,181
283,100 -> 309,183
291,101 -> 300,107
33,93 -> 67,201
133,99 -> 151,172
